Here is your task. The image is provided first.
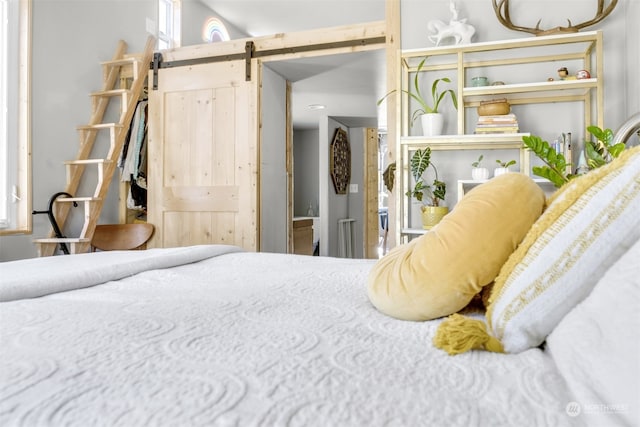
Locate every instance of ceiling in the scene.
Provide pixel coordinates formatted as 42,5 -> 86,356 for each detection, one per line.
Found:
198,0 -> 387,130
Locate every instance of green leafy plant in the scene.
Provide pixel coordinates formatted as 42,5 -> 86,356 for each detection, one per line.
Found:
406,147 -> 446,207
522,135 -> 572,188
584,125 -> 626,168
495,159 -> 516,168
522,125 -> 625,188
471,155 -> 484,168
377,58 -> 458,127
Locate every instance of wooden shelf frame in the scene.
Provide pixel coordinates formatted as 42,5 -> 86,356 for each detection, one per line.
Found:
394,31 -> 603,244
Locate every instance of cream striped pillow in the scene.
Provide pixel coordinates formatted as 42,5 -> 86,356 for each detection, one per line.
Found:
434,145 -> 640,355
487,145 -> 640,353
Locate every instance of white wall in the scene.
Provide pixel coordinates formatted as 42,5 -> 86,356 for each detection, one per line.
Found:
260,65 -> 288,253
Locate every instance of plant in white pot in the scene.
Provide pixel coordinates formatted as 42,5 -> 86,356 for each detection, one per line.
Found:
494,159 -> 516,177
471,154 -> 489,180
378,58 -> 458,136
406,147 -> 448,229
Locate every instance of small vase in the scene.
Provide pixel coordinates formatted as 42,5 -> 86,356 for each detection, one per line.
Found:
494,167 -> 510,177
471,167 -> 489,180
420,113 -> 444,136
421,205 -> 449,229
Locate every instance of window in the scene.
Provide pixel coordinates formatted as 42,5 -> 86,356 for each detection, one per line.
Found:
0,0 -> 30,235
158,0 -> 181,49
0,0 -> 8,228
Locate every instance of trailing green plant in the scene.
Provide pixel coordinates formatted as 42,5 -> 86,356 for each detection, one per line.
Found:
522,125 -> 625,188
406,147 -> 446,207
377,58 -> 458,127
496,159 -> 516,168
471,155 -> 484,168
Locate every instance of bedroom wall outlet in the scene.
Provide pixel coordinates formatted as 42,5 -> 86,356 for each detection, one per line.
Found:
349,184 -> 358,193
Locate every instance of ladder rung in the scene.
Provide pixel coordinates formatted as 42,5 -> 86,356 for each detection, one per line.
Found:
101,57 -> 139,67
64,159 -> 113,165
90,89 -> 130,97
54,197 -> 101,203
77,123 -> 123,131
33,238 -> 91,244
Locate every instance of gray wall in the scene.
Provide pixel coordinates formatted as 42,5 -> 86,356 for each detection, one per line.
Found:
401,0 -> 636,141
260,65 -> 287,253
293,129 -> 320,217
318,117 -> 365,258
181,0 -> 247,46
0,0 -> 156,261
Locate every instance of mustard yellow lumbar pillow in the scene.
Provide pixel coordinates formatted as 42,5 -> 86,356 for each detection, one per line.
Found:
367,173 -> 545,321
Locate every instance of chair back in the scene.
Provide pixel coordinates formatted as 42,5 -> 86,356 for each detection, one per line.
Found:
91,223 -> 154,251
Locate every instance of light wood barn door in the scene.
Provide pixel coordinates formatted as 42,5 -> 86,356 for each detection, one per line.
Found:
147,60 -> 257,250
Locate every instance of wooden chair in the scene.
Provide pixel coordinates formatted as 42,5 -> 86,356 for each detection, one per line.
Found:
91,223 -> 154,251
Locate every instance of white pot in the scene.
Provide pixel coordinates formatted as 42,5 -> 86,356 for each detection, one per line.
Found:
494,167 -> 510,177
471,167 -> 489,180
420,113 -> 444,136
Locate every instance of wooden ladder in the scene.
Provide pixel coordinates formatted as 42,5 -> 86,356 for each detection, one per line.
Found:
34,36 -> 155,256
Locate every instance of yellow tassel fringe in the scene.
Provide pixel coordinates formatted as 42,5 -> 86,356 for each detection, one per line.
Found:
433,314 -> 504,355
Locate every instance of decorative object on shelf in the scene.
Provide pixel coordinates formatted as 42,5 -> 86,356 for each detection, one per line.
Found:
378,58 -> 458,136
406,148 -> 448,229
522,125 -> 626,188
329,128 -> 351,195
427,0 -> 476,46
471,76 -> 489,87
477,98 -> 510,116
492,0 -> 618,36
471,155 -> 490,180
475,112 -> 519,134
382,162 -> 396,192
576,69 -> 591,79
557,67 -> 569,79
494,159 -> 516,177
491,81 -> 505,86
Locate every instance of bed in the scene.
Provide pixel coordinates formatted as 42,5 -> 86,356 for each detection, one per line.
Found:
1,242 -> 637,427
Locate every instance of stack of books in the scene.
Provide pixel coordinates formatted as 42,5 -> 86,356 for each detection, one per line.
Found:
475,113 -> 519,134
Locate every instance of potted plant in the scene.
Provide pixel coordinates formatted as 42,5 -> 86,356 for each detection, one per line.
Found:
522,125 -> 625,188
378,58 -> 458,136
471,154 -> 489,180
494,159 -> 516,177
406,147 -> 448,229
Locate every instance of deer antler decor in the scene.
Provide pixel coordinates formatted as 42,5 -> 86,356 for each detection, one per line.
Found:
492,0 -> 618,36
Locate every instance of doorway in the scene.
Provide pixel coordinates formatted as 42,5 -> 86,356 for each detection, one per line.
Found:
260,49 -> 386,258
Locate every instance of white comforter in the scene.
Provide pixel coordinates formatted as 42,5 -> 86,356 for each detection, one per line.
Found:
0,247 -> 576,427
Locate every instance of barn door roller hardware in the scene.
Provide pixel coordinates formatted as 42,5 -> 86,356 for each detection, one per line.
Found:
151,36 -> 385,88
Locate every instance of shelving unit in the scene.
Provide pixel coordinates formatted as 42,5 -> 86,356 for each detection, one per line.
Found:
395,30 -> 603,243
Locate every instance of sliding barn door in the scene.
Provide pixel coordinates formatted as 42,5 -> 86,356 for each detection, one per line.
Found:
147,60 -> 258,250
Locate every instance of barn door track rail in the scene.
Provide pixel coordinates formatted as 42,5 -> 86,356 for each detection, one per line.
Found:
151,35 -> 386,88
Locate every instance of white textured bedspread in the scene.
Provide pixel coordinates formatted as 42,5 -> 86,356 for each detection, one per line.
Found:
0,248 -> 575,426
